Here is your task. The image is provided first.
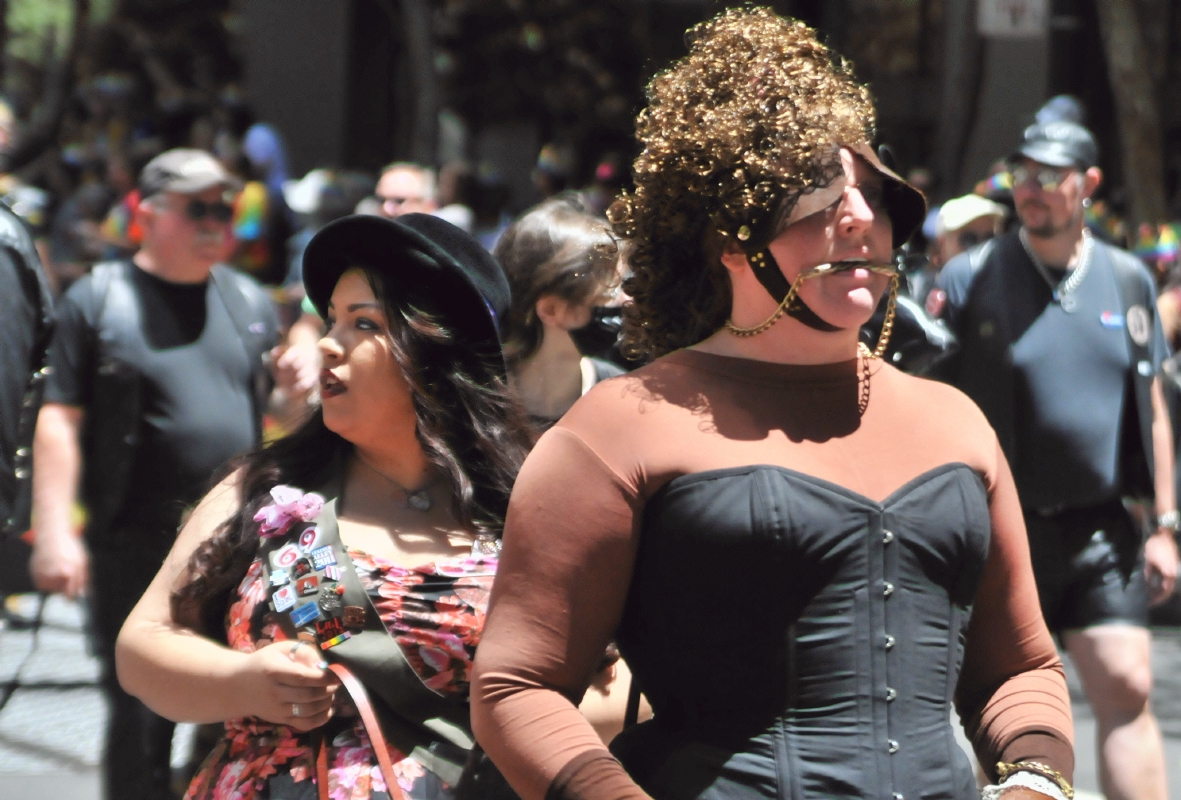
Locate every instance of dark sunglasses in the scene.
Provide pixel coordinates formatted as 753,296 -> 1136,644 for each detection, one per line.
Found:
185,198 -> 234,223
1009,164 -> 1075,193
957,230 -> 995,250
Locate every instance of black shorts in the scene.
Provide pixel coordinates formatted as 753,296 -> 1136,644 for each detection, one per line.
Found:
1025,500 -> 1149,634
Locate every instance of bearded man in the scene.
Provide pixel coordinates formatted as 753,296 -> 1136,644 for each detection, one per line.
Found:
938,121 -> 1177,800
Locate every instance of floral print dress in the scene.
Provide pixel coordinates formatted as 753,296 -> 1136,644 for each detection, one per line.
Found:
184,547 -> 496,800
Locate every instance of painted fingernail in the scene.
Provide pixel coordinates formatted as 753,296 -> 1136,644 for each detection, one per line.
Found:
316,661 -> 329,670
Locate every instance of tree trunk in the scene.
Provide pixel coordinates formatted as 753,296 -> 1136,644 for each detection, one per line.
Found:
399,0 -> 438,167
1095,0 -> 1167,226
933,0 -> 984,199
0,0 -> 9,89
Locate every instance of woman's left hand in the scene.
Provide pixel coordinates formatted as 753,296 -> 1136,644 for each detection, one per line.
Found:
233,639 -> 340,732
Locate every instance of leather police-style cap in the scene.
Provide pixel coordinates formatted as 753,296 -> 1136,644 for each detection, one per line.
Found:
1012,121 -> 1099,170
139,148 -> 241,197
302,213 -> 511,378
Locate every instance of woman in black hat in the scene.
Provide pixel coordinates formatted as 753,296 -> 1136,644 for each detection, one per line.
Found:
116,213 -> 532,800
472,10 -> 1072,800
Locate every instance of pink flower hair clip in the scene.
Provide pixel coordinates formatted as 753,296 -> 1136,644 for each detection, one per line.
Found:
254,485 -> 326,538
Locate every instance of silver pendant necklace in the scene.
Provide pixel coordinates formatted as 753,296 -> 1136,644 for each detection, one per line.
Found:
1019,227 -> 1093,313
356,454 -> 434,511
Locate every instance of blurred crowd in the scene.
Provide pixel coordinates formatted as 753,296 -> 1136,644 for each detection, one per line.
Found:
3,41 -> 1181,795
908,97 -> 1180,340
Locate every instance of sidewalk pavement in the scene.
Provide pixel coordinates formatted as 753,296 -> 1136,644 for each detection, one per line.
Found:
2,595 -> 1181,799
0,594 -> 195,800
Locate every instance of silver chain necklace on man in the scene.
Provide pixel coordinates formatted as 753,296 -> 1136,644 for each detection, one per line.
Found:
1018,226 -> 1094,313
356,454 -> 434,511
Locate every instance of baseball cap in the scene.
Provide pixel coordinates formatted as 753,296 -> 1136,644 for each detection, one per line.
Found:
1012,121 -> 1098,170
935,195 -> 1007,237
138,148 -> 241,198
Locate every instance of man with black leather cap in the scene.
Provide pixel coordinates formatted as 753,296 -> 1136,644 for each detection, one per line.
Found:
938,121 -> 1177,800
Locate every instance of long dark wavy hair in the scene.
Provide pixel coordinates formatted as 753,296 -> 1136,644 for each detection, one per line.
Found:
172,265 -> 533,634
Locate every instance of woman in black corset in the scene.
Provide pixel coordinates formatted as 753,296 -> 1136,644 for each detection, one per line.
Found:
471,9 -> 1074,800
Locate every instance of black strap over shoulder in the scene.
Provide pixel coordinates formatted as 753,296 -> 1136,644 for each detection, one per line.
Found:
1105,243 -> 1158,494
209,265 -> 274,441
80,262 -> 143,542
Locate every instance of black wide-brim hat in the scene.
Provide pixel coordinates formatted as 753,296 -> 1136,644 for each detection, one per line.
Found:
303,213 -> 511,379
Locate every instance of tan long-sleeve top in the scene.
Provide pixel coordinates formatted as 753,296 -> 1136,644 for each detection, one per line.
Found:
472,349 -> 1073,800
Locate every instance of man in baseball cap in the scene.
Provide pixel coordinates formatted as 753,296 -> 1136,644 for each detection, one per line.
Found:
138,147 -> 241,198
31,147 -> 290,800
933,194 -> 1007,268
938,120 -> 1176,800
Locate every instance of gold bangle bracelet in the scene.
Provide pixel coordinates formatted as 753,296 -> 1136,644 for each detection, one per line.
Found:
995,761 -> 1074,800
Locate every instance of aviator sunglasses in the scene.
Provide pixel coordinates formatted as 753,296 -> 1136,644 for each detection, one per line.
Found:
185,198 -> 235,223
1009,164 -> 1077,193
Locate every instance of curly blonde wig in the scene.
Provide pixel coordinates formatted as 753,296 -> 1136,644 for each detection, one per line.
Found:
609,7 -> 877,360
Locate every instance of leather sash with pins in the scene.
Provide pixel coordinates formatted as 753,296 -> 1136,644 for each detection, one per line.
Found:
256,490 -> 477,794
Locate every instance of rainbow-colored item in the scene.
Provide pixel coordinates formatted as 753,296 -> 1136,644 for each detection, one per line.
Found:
1084,200 -> 1127,245
319,631 -> 351,650
1134,222 -> 1180,265
100,190 -> 143,249
233,181 -> 267,242
983,171 -> 1012,193
232,181 -> 271,275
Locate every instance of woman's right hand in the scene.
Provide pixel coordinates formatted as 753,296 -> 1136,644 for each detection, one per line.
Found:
235,640 -> 340,732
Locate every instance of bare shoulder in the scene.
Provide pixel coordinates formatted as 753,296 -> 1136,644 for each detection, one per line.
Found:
170,469 -> 246,561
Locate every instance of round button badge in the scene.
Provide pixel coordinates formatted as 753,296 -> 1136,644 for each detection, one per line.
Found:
1127,305 -> 1151,346
299,526 -> 319,552
272,544 -> 300,569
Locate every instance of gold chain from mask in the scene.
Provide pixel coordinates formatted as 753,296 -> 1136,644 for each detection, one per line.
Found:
725,260 -> 900,360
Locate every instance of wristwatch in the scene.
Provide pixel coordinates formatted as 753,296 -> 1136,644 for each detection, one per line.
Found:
1156,509 -> 1181,532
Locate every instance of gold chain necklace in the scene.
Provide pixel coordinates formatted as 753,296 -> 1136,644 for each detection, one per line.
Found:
723,259 -> 896,417
726,261 -> 900,361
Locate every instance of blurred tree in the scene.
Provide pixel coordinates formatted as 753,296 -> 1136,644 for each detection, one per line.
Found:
1096,0 -> 1167,226
0,0 -> 243,177
1,0 -> 90,173
438,0 -> 651,178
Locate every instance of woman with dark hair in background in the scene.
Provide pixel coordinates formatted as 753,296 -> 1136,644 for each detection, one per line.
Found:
473,9 -> 1073,800
116,213 -> 532,800
495,194 -> 648,743
495,194 -> 624,435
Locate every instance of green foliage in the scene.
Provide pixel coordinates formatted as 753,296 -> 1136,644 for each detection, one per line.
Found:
7,0 -> 116,62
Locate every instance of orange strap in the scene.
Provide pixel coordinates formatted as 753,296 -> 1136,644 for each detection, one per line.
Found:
316,662 -> 409,800
315,730 -> 328,798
